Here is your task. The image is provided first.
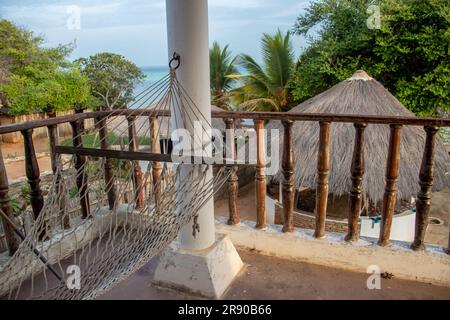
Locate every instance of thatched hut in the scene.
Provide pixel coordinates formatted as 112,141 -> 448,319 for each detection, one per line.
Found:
268,70 -> 449,217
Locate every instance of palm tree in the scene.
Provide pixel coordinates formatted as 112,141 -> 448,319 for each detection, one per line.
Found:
209,42 -> 238,109
229,30 -> 295,111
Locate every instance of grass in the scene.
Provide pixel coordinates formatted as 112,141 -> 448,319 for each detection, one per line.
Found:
61,132 -> 151,148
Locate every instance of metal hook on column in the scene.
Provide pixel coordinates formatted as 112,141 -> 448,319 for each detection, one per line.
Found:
169,52 -> 181,71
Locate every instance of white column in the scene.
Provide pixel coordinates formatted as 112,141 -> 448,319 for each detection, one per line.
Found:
166,0 -> 215,250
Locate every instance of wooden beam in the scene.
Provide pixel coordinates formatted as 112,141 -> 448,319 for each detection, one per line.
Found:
1,109 -> 449,135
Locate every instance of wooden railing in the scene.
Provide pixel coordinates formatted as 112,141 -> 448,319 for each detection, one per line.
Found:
0,109 -> 449,256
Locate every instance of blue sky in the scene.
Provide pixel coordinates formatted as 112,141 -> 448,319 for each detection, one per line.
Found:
0,0 -> 312,67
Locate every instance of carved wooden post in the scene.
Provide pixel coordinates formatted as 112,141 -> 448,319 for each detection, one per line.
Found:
345,123 -> 367,242
314,121 -> 331,239
47,113 -> 69,229
378,124 -> 402,246
21,129 -> 44,220
281,120 -> 294,233
127,116 -> 144,209
255,119 -> 267,229
411,126 -> 438,251
225,118 -> 239,225
150,116 -> 163,207
96,116 -> 117,210
0,144 -> 20,255
47,112 -> 58,175
70,116 -> 90,219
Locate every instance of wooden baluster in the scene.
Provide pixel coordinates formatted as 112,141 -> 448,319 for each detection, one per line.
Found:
47,112 -> 58,175
127,116 -> 144,209
96,116 -> 117,210
378,124 -> 402,246
70,117 -> 90,219
255,119 -> 267,229
0,143 -> 20,255
281,120 -> 294,233
345,123 -> 367,242
314,121 -> 331,239
411,126 -> 439,251
21,129 -> 44,220
150,116 -> 162,208
47,115 -> 69,229
225,118 -> 239,225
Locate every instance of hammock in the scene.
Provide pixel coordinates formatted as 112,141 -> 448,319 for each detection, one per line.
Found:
0,61 -> 231,300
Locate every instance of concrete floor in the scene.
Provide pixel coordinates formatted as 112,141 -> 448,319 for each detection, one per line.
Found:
98,249 -> 450,300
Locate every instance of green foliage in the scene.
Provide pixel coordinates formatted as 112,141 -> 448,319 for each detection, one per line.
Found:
69,186 -> 78,199
2,68 -> 90,114
230,30 -> 296,111
75,53 -> 144,110
209,42 -> 238,109
0,19 -> 91,115
291,0 -> 450,116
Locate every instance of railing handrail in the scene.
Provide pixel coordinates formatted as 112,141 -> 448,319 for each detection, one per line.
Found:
0,109 -> 449,135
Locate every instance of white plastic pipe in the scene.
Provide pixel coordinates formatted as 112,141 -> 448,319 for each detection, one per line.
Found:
166,0 -> 215,250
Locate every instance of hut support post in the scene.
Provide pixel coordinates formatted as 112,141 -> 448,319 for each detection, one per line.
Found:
150,116 -> 162,208
127,115 -> 144,209
255,119 -> 267,229
314,121 -> 331,239
96,116 -> 117,210
378,124 -> 402,246
345,123 -> 367,242
281,120 -> 294,233
225,118 -> 239,225
411,126 -> 438,251
0,144 -> 20,255
70,117 -> 90,219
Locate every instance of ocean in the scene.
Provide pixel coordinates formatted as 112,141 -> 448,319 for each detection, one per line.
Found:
134,66 -> 170,97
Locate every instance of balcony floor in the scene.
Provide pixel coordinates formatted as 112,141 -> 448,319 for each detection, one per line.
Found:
98,248 -> 450,300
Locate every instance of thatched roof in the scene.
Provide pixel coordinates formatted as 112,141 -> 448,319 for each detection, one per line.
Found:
268,70 -> 449,202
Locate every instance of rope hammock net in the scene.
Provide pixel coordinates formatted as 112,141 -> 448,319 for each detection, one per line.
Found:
0,59 -> 230,300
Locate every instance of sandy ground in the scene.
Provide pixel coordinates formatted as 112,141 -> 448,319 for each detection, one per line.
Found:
2,137 -> 449,246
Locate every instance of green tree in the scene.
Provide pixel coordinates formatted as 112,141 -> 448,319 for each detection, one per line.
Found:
291,0 -> 450,116
75,53 -> 144,110
230,30 -> 295,111
2,68 -> 90,115
209,42 -> 238,109
0,19 -> 90,115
